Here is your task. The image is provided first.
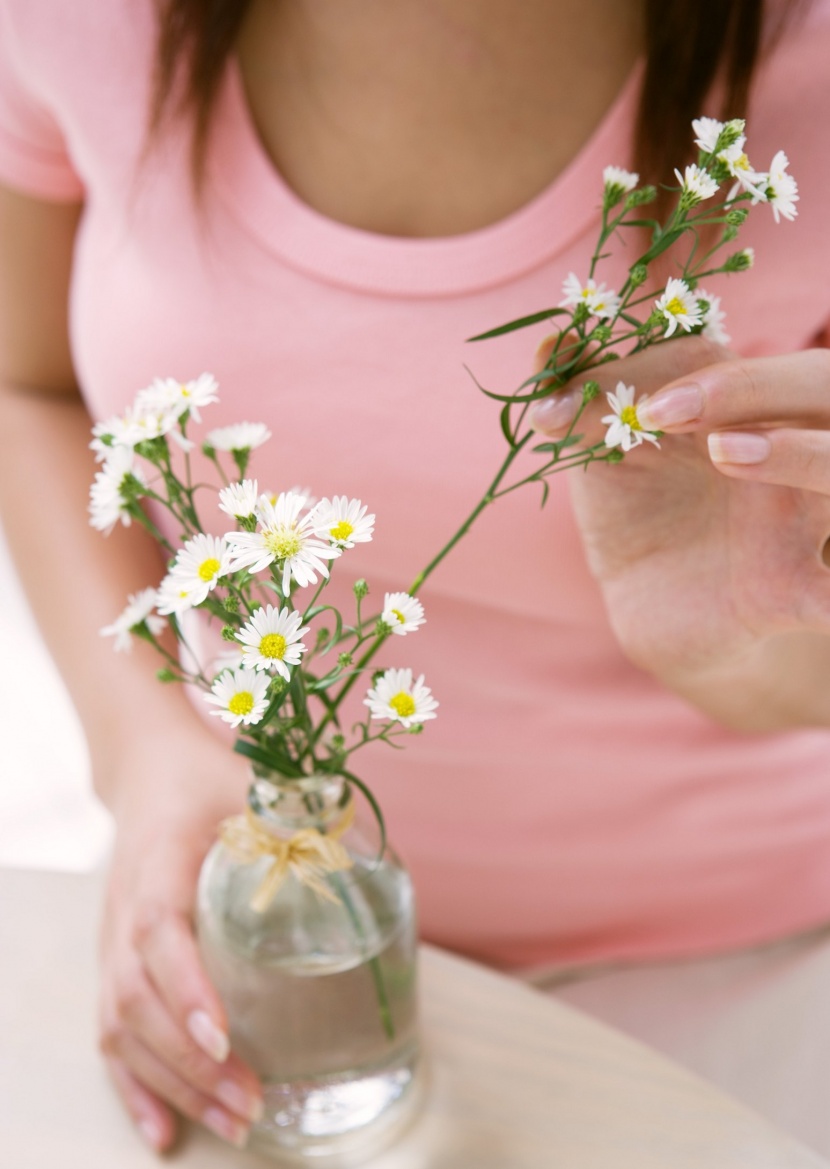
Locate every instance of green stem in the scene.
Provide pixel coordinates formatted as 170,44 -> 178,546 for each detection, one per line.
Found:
329,870 -> 395,1042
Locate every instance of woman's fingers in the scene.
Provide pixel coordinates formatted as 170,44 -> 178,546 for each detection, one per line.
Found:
529,334 -> 730,440
638,347 -> 830,433
105,1054 -> 176,1152
133,903 -> 229,1062
102,1026 -> 250,1148
110,957 -> 263,1121
708,427 -> 830,498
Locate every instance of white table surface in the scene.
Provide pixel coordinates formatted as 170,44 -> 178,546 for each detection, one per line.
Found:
1,868 -> 826,1169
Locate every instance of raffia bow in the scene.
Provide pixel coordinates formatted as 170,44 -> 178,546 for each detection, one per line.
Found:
219,800 -> 355,913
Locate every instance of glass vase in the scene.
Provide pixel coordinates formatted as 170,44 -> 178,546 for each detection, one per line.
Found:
196,772 -> 420,1163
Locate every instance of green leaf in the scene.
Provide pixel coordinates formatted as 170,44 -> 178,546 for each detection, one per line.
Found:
641,227 -> 685,264
467,307 -> 568,342
539,480 -> 550,509
233,738 -> 305,778
499,402 -> 516,448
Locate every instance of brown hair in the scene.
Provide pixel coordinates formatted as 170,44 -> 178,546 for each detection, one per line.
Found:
151,0 -> 806,188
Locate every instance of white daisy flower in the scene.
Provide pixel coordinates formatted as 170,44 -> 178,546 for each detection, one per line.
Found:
90,406 -> 165,459
654,277 -> 703,337
696,290 -> 731,346
256,486 -> 317,513
692,116 -> 725,154
205,421 -> 272,453
236,604 -> 309,679
204,668 -> 270,728
226,490 -> 340,593
364,667 -> 439,728
602,166 -> 639,205
312,496 -> 375,549
601,382 -> 661,453
156,534 -> 233,615
381,592 -> 425,636
674,163 -> 719,206
89,447 -> 145,534
219,479 -> 259,520
137,373 -> 219,424
764,150 -> 799,223
100,588 -> 165,653
560,274 -> 621,320
718,141 -> 765,197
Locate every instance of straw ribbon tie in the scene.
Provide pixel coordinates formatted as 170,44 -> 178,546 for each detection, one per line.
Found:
219,800 -> 356,913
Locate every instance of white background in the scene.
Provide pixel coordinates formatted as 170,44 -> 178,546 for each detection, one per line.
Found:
0,521 -> 112,870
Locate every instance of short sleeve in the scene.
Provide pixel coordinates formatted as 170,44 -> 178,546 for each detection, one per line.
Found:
0,2 -> 84,201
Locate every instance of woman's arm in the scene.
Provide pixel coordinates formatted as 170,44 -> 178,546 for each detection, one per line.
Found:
0,184 -> 263,1150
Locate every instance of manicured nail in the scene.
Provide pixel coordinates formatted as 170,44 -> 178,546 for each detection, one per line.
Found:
637,384 -> 704,430
529,391 -> 579,433
138,1116 -> 165,1150
708,432 -> 771,465
203,1106 -> 249,1148
216,1079 -> 265,1122
187,1010 -> 230,1063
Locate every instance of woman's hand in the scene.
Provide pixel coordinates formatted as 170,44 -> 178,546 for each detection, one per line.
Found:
529,334 -> 830,727
97,726 -> 263,1152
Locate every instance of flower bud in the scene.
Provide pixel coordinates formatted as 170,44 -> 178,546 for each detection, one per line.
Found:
221,624 -> 238,642
223,594 -> 240,612
722,225 -> 739,243
375,618 -> 393,638
716,119 -> 746,152
353,579 -> 369,599
571,301 -> 591,326
723,247 -> 755,272
725,207 -> 749,226
582,380 -> 601,403
605,449 -> 625,464
629,263 -> 648,288
156,667 -> 178,683
625,185 -> 657,207
337,652 -> 353,668
591,325 -> 613,344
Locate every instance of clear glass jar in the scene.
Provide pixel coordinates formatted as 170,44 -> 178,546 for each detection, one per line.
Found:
196,773 -> 420,1163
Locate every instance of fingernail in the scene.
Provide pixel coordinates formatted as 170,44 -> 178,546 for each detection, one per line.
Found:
138,1116 -> 165,1150
203,1106 -> 249,1148
216,1079 -> 265,1123
529,391 -> 579,433
708,431 -> 771,465
187,1010 -> 230,1063
637,384 -> 704,430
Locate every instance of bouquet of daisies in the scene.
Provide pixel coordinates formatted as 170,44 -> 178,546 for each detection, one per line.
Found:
91,116 -> 796,830
92,385 -> 436,829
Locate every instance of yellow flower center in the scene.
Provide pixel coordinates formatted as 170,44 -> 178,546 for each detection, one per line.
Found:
620,405 -> 641,431
389,692 -> 416,718
264,527 -> 303,559
666,296 -> 687,316
181,383 -> 190,396
229,691 -> 254,716
391,608 -> 406,625
735,152 -> 750,171
259,633 -> 287,660
330,520 -> 354,542
198,557 -> 220,581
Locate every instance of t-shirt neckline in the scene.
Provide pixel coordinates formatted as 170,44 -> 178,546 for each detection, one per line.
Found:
210,57 -> 642,297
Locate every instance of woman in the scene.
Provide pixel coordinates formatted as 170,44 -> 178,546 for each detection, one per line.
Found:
2,0 -> 830,1154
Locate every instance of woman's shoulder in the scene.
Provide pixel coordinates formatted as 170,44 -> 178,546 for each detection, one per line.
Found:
0,0 -> 156,198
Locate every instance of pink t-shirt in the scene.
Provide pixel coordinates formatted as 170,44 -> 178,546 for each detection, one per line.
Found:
3,0 -> 830,969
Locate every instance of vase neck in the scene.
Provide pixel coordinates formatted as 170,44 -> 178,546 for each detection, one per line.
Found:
248,774 -> 350,835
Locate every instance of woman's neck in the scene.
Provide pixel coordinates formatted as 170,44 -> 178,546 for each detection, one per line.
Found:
236,0 -> 644,237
